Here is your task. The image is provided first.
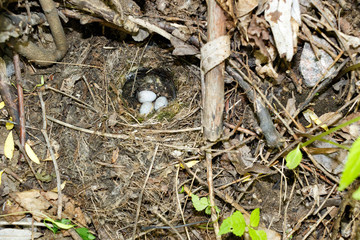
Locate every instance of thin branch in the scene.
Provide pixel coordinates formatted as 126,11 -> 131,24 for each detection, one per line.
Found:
38,92 -> 62,219
131,144 -> 159,240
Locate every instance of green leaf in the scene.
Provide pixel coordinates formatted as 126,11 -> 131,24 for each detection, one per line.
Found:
191,194 -> 210,212
286,145 -> 302,169
352,186 -> 360,200
218,211 -> 246,237
339,136 -> 360,191
204,205 -> 220,215
249,227 -> 267,240
205,206 -> 212,215
250,208 -> 260,228
214,205 -> 221,214
44,220 -> 59,234
75,228 -> 96,240
44,218 -> 76,230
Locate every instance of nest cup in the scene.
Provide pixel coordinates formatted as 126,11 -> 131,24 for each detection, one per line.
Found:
122,68 -> 177,109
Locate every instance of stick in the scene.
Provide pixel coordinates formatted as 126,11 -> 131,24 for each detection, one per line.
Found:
202,0 -> 226,141
131,144 -> 159,240
13,53 -> 26,146
38,92 -> 63,219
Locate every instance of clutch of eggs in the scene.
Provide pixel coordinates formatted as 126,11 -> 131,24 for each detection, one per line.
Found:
138,90 -> 168,116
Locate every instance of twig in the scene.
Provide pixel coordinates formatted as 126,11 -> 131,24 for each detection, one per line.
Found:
205,151 -> 220,239
177,158 -> 249,217
28,60 -> 103,69
131,144 -> 159,240
282,175 -> 297,240
13,52 -> 26,146
313,184 -> 337,215
175,166 -> 191,240
150,207 -> 184,240
143,127 -> 202,133
223,122 -> 256,136
301,206 -> 336,240
0,220 -> 53,227
226,63 -> 282,148
82,75 -> 97,107
46,116 -> 129,139
38,92 -> 62,219
45,85 -> 98,112
128,16 -> 173,40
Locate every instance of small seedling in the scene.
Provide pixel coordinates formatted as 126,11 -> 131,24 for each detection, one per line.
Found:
44,217 -> 95,240
218,208 -> 267,239
285,115 -> 360,199
191,193 -> 220,215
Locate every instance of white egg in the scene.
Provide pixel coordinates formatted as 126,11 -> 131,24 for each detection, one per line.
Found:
137,90 -> 156,103
139,102 -> 154,116
154,96 -> 168,111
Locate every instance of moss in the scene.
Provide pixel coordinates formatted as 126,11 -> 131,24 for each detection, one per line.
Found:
156,102 -> 181,121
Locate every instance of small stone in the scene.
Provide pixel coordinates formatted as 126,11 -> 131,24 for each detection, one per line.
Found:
300,36 -> 337,87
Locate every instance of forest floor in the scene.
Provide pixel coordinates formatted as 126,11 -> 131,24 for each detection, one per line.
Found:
1,0 -> 360,239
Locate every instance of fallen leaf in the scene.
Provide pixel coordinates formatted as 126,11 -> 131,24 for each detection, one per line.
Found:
303,109 -> 328,130
234,0 -> 258,18
0,101 -> 5,109
0,169 -> 4,185
6,117 -> 14,130
264,0 -> 298,61
177,160 -> 199,169
10,190 -> 52,221
25,143 -> 40,164
4,131 -> 14,159
51,181 -> 67,192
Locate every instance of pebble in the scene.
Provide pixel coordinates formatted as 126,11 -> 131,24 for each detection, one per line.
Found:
154,96 -> 168,111
300,36 -> 337,87
137,90 -> 156,103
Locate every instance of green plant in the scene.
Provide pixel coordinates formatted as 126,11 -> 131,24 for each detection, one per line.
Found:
285,115 -> 360,199
190,193 -> 267,239
44,217 -> 95,240
338,136 -> 360,199
218,208 -> 267,239
191,193 -> 220,215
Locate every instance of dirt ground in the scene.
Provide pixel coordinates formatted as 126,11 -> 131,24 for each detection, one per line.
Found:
1,0 -> 360,239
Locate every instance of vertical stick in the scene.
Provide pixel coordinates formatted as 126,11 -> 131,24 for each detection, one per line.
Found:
13,53 -> 26,147
206,151 -> 221,239
203,0 -> 226,141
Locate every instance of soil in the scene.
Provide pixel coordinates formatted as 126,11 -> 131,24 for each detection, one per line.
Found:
1,0 -> 360,240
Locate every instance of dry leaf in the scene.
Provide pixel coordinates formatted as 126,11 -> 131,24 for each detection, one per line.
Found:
265,0 -> 300,61
10,190 -> 52,221
0,101 -> 4,109
234,0 -> 258,18
25,143 -> 40,164
111,147 -> 119,163
0,170 -> 4,185
43,153 -> 59,161
179,160 -> 199,169
51,181 -> 67,192
6,117 -> 14,130
303,109 -> 328,130
4,131 -> 14,159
